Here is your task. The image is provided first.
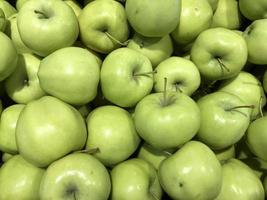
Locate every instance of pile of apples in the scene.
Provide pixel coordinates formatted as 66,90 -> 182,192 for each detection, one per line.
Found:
1,0 -> 267,199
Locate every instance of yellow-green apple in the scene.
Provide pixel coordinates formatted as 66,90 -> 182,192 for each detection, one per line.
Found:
239,0 -> 267,21
154,57 -> 201,96
191,28 -> 247,80
64,0 -> 82,17
17,0 -> 79,57
213,145 -> 235,163
78,0 -> 129,54
111,158 -> 162,200
38,47 -> 100,106
0,155 -> 45,200
159,141 -> 222,200
207,0 -> 219,11
16,0 -> 29,10
15,96 -> 87,167
263,70 -> 267,93
2,152 -> 14,162
39,153 -> 111,200
0,0 -> 17,18
125,0 -> 181,37
5,53 -> 45,104
0,8 -> 6,32
100,48 -> 153,107
241,157 -> 267,178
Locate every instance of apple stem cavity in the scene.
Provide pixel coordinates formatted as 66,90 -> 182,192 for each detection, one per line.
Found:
225,105 -> 255,112
34,10 -> 49,19
105,32 -> 129,46
217,57 -> 230,73
75,148 -> 100,154
134,70 -> 157,77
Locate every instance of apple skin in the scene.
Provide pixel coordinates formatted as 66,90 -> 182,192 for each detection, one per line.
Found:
214,159 -> 265,200
39,153 -> 111,200
5,53 -> 46,104
64,0 -> 82,17
0,8 -> 6,32
0,1 -> 17,18
158,141 -> 222,200
191,27 -> 247,81
86,105 -> 140,167
218,71 -> 266,120
127,33 -> 173,68
243,19 -> 267,65
197,91 -> 251,150
125,0 -> 181,37
134,92 -> 200,150
154,56 -> 201,96
2,152 -> 14,162
100,48 -> 153,108
239,0 -> 267,21
38,47 -> 100,106
111,158 -> 162,200
0,155 -> 45,200
16,96 -> 87,168
246,116 -> 267,161
214,145 -> 235,163
17,0 -> 79,57
78,0 -> 129,54
0,104 -> 25,154
171,0 -> 213,46
241,157 -> 267,179
16,0 -> 30,10
207,0 -> 219,11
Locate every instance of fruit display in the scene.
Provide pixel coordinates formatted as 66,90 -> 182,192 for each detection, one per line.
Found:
1,0 -> 267,199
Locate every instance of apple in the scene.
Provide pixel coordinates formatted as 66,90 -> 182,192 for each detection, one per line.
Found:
0,31 -> 18,81
214,159 -> 265,200
15,96 -> 87,167
239,0 -> 267,21
5,53 -> 46,104
17,0 -> 79,57
78,0 -> 129,54
86,105 -> 140,167
134,90 -> 200,150
0,155 -> 45,200
207,0 -> 219,11
0,8 -> 6,32
100,48 -> 153,108
246,115 -> 267,161
64,0 -> 82,17
197,91 -> 251,150
171,0 -> 213,46
211,0 -> 242,30
127,33 -> 173,68
126,0 -> 181,37
38,47 -> 100,106
2,152 -> 14,162
16,0 -> 30,10
241,157 -> 267,178
154,56 -> 201,96
218,71 -> 266,120
39,153 -> 111,200
137,142 -> 173,170
214,145 -> 235,163
243,19 -> 267,65
0,104 -> 25,154
191,27 -> 247,80
111,158 -> 162,200
0,0 -> 17,18
159,141 -> 222,200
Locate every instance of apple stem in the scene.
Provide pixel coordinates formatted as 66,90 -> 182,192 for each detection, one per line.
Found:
259,96 -> 264,118
242,81 -> 262,86
226,105 -> 255,112
217,58 -> 230,73
163,77 -> 168,106
75,148 -> 100,154
105,32 -> 129,46
134,70 -> 157,76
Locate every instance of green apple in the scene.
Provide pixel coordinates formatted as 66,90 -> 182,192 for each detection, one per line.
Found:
78,0 -> 129,54
219,71 -> 266,120
38,47 -> 100,106
191,27 -> 247,80
16,96 -> 87,167
0,0 -> 17,18
0,155 -> 45,200
137,143 -> 172,170
5,53 -> 46,104
111,158 -> 162,200
213,145 -> 235,163
159,141 -> 222,200
126,0 -> 181,37
86,105 -> 140,167
0,104 -> 25,154
134,91 -> 200,150
76,104 -> 92,119
0,8 -> 6,32
17,0 -> 79,57
16,0 -> 30,10
197,91 -> 251,150
64,0 -> 82,17
263,70 -> 267,93
0,31 -> 18,81
171,0 -> 213,45
246,116 -> 267,161
101,48 -> 153,107
243,19 -> 267,65
211,0 -> 242,30
154,56 -> 201,96
241,157 -> 267,178
239,0 -> 267,21
5,14 -> 32,53
39,153 -> 111,200
2,152 -> 14,162
127,33 -> 173,68
207,0 -> 219,11
215,159 -> 264,200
